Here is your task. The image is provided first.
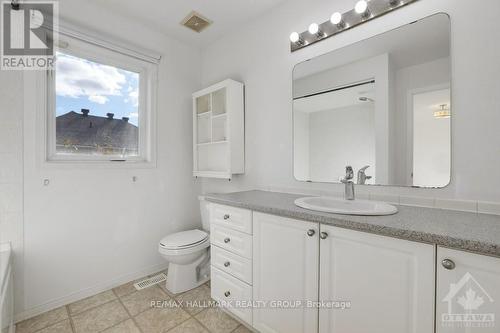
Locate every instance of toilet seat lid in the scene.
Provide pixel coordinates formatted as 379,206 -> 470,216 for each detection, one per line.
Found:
159,230 -> 208,249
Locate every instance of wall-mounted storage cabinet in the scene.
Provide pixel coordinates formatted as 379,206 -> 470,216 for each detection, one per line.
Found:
193,79 -> 244,179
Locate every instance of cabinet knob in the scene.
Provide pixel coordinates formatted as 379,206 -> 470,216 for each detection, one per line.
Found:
224,291 -> 231,297
442,259 -> 456,270
223,214 -> 230,220
224,261 -> 230,267
320,232 -> 328,240
307,229 -> 315,237
224,237 -> 231,243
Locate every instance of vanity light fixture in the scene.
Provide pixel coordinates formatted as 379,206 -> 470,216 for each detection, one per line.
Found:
308,23 -> 325,38
355,0 -> 370,17
289,0 -> 419,52
289,32 -> 305,46
434,104 -> 451,119
330,12 -> 346,28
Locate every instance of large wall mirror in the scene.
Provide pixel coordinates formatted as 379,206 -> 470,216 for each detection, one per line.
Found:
293,13 -> 451,188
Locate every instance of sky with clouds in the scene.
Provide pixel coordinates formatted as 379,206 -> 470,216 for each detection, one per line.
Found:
55,52 -> 139,126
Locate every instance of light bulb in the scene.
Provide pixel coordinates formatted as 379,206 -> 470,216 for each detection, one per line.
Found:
308,23 -> 319,35
289,32 -> 300,43
355,0 -> 368,14
330,12 -> 342,25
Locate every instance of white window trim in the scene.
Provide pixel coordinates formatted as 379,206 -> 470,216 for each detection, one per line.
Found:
33,24 -> 159,168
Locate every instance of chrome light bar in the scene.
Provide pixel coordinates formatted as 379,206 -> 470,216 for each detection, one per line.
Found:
290,0 -> 419,52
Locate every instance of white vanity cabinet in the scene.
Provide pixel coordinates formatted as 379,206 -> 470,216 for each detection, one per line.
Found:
193,79 -> 244,179
252,212 -> 319,333
318,224 -> 435,333
436,247 -> 500,333
209,204 -> 253,325
208,204 -> 500,333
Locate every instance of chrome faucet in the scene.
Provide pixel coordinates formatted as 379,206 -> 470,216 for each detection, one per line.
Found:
357,165 -> 372,185
341,166 -> 355,200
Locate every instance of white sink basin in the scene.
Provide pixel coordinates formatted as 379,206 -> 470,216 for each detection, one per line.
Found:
294,196 -> 398,216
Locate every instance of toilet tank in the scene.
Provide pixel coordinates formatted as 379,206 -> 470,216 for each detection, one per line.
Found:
199,196 -> 210,232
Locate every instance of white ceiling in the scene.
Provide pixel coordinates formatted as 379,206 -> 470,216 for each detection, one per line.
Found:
84,0 -> 288,47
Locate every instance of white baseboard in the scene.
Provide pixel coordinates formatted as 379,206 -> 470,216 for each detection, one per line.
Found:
14,262 -> 168,323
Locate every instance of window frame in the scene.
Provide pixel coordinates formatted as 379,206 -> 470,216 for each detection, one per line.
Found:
45,32 -> 158,165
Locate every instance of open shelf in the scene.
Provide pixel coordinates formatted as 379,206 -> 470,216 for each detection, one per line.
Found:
196,93 -> 211,114
212,88 -> 226,116
197,112 -> 211,144
212,115 -> 227,142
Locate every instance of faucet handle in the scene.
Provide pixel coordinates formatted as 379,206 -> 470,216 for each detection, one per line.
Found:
357,165 -> 372,185
359,165 -> 370,173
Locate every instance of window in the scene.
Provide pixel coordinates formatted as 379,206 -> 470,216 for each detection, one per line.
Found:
46,33 -> 158,163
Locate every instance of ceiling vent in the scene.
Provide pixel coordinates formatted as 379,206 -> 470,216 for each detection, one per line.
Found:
181,11 -> 212,33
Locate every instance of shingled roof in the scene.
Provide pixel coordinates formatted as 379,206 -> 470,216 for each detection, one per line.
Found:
56,110 -> 138,155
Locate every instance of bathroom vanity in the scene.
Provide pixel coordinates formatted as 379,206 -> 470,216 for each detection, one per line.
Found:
204,10 -> 498,333
207,190 -> 500,333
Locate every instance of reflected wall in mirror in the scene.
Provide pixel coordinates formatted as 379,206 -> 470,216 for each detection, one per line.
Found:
293,13 -> 451,188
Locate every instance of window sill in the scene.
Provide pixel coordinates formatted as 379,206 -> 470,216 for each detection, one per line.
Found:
41,159 -> 157,169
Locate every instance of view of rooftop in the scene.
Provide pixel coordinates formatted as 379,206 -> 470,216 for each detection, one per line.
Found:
56,109 -> 138,156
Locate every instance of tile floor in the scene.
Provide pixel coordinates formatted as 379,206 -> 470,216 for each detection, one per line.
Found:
16,271 -> 253,333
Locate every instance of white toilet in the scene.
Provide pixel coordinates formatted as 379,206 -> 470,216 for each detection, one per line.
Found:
158,197 -> 211,294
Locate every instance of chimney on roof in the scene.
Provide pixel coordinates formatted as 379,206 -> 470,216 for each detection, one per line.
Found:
106,113 -> 114,119
81,109 -> 89,117
122,117 -> 129,122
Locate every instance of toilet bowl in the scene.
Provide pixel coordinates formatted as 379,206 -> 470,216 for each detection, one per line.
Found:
158,197 -> 211,294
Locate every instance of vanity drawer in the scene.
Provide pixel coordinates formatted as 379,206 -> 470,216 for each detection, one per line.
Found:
210,204 -> 252,234
211,266 -> 252,325
212,245 -> 252,285
211,224 -> 252,259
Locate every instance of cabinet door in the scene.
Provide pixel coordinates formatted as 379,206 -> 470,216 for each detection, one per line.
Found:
437,247 -> 500,333
319,225 -> 434,333
253,212 -> 319,333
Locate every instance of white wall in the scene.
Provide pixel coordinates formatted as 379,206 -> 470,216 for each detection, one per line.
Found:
293,111 -> 310,181
200,0 -> 500,202
394,57 -> 451,185
4,0 -> 202,320
413,88 -> 451,187
0,69 -> 24,320
308,105 -> 375,183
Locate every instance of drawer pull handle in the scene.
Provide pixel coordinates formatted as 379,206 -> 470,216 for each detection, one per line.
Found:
224,238 -> 231,243
223,214 -> 230,220
442,259 -> 456,270
224,291 -> 231,297
320,232 -> 328,240
307,229 -> 315,237
224,261 -> 231,267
